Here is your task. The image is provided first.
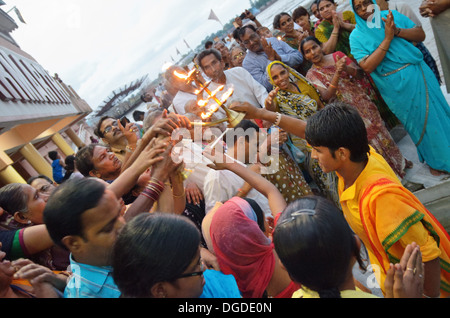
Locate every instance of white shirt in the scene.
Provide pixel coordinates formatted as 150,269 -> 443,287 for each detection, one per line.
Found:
172,91 -> 197,115
202,67 -> 268,121
203,162 -> 273,218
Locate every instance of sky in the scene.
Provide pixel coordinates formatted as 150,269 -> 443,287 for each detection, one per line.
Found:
2,0 -> 254,110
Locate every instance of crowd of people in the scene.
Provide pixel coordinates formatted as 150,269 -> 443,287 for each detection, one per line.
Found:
1,0 -> 450,300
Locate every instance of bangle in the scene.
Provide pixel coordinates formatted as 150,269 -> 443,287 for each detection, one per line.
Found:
125,145 -> 136,153
378,46 -> 388,52
274,113 -> 282,126
172,190 -> 185,198
329,83 -> 338,89
331,32 -> 338,37
395,28 -> 401,36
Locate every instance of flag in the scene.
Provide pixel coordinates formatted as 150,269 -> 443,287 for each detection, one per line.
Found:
14,7 -> 26,24
183,39 -> 191,50
176,47 -> 181,55
208,9 -> 223,26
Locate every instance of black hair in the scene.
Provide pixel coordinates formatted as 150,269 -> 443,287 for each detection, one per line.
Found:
43,178 -> 106,249
237,24 -> 257,41
305,102 -> 370,163
75,144 -> 97,177
27,174 -> 53,185
133,110 -> 145,122
317,0 -> 336,6
48,151 -> 58,161
274,195 -> 366,298
243,198 -> 266,232
197,49 -> 223,69
292,6 -> 310,22
273,12 -> 291,29
205,40 -> 213,49
141,94 -> 153,103
224,119 -> 259,145
300,35 -> 322,56
0,183 -> 28,216
112,213 -> 201,298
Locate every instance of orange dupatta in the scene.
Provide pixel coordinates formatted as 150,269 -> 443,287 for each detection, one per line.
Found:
358,174 -> 450,297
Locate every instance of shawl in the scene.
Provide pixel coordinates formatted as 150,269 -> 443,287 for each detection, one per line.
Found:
210,197 -> 275,298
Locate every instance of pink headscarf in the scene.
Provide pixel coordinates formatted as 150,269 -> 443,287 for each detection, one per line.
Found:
210,197 -> 275,298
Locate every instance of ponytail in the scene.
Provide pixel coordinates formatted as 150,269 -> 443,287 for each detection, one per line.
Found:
318,287 -> 341,298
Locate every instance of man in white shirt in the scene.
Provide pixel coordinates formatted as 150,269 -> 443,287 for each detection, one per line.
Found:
196,48 -> 269,122
202,121 -> 273,218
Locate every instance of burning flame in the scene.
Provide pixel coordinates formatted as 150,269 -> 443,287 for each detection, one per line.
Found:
173,69 -> 196,81
200,88 -> 234,119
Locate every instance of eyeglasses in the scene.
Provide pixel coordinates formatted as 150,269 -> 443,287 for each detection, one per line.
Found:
173,259 -> 205,280
243,33 -> 260,46
102,121 -> 118,136
233,52 -> 245,60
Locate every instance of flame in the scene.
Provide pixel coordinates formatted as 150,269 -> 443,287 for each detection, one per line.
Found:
197,99 -> 208,107
220,88 -> 234,103
200,88 -> 234,120
210,85 -> 225,98
173,68 -> 196,80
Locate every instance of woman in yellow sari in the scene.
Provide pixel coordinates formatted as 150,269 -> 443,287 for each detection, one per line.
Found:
265,61 -> 340,208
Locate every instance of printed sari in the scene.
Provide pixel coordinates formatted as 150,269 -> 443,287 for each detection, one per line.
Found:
349,0 -> 450,173
306,52 -> 406,178
267,61 -> 340,207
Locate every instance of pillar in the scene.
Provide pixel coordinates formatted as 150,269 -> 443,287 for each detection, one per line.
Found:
0,151 -> 26,185
65,128 -> 86,149
51,133 -> 75,156
19,143 -> 53,180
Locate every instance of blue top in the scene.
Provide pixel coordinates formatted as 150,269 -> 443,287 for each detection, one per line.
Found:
64,254 -> 121,298
243,37 -> 303,92
200,269 -> 242,298
51,159 -> 65,183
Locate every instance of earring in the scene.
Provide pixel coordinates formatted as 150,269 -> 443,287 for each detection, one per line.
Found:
27,220 -> 32,225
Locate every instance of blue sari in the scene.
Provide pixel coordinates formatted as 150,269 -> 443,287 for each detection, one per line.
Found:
349,0 -> 450,173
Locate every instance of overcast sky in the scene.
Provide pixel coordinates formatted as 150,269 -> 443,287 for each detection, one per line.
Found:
3,0 -> 255,109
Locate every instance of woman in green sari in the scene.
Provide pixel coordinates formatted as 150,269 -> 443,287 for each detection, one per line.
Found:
265,61 -> 340,207
315,0 -> 356,58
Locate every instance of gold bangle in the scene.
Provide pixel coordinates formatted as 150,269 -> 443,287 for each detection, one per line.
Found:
378,46 -> 388,52
172,191 -> 185,198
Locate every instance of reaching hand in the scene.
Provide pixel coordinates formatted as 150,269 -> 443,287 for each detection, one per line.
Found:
229,101 -> 262,120
118,120 -> 139,145
203,143 -> 235,171
265,88 -> 280,111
